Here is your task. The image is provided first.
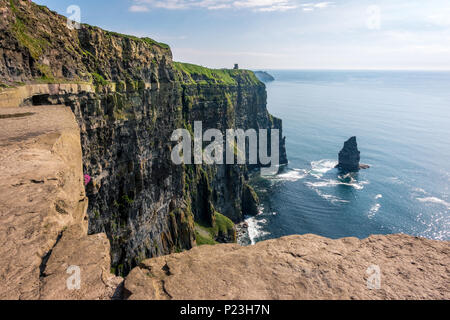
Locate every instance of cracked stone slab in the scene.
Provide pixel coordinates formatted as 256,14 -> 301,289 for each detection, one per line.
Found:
125,234 -> 450,300
0,105 -> 120,300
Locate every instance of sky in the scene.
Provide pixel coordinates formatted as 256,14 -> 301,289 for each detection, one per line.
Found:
33,0 -> 450,70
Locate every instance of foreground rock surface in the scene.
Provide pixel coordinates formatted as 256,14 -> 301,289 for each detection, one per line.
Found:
125,234 -> 449,300
0,106 -> 120,300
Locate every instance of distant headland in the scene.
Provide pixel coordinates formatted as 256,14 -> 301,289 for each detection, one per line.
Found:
254,71 -> 275,83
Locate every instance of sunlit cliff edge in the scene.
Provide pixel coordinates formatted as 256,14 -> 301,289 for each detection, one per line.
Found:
0,0 -> 448,300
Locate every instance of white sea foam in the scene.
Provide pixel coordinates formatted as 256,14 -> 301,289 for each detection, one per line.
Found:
303,159 -> 368,204
417,197 -> 450,209
375,194 -> 383,199
245,215 -> 270,245
312,188 -> 350,204
412,187 -> 428,195
306,179 -> 367,190
274,168 -> 308,182
310,159 -> 338,178
368,203 -> 381,219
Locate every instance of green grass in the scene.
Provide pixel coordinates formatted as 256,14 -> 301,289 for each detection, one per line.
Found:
100,29 -> 170,50
195,212 -> 235,240
9,0 -> 17,13
195,230 -> 218,246
91,73 -> 108,86
174,62 -> 237,85
0,83 -> 12,89
12,17 -> 50,61
122,195 -> 134,206
173,62 -> 261,86
141,37 -> 170,50
215,212 -> 235,236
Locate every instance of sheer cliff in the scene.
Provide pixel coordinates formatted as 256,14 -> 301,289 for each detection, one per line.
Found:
0,0 -> 287,276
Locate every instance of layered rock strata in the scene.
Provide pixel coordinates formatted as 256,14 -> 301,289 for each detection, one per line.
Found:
0,0 -> 287,276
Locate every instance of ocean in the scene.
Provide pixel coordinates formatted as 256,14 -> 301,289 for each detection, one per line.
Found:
240,70 -> 450,245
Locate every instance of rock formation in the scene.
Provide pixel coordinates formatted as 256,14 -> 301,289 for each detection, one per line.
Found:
124,234 -> 450,300
336,136 -> 369,172
0,0 -> 287,278
0,106 -> 121,299
242,183 -> 260,216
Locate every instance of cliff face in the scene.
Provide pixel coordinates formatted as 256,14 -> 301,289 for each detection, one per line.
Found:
1,0 -> 287,276
0,105 -> 121,299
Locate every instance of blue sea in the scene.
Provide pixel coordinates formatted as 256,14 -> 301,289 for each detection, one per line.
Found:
243,70 -> 450,245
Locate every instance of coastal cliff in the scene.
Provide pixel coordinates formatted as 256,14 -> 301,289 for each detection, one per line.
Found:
1,1 -> 449,301
0,0 -> 287,277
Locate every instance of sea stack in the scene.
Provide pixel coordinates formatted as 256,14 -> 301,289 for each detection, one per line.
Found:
335,137 -> 369,172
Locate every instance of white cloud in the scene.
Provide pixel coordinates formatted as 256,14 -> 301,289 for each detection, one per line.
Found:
315,2 -> 332,9
130,0 -> 333,12
129,5 -> 150,12
301,1 -> 333,12
427,9 -> 450,27
208,4 -> 231,10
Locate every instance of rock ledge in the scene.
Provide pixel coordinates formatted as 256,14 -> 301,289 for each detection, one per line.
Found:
125,234 -> 449,300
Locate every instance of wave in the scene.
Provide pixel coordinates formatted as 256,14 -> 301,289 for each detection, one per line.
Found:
310,159 -> 338,178
311,188 -> 350,204
303,159 -> 368,205
375,194 -> 383,199
272,168 -> 308,182
413,188 -> 427,194
306,178 -> 368,190
417,197 -> 450,209
245,215 -> 270,245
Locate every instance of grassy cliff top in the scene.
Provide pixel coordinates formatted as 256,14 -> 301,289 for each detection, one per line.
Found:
2,0 -> 172,84
3,0 -> 262,88
173,62 -> 262,86
82,26 -> 170,51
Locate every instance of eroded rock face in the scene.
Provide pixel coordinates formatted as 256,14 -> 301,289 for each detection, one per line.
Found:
336,136 -> 361,172
0,106 -> 120,300
0,0 -> 287,276
124,234 -> 450,300
242,184 -> 260,216
40,225 -> 123,300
